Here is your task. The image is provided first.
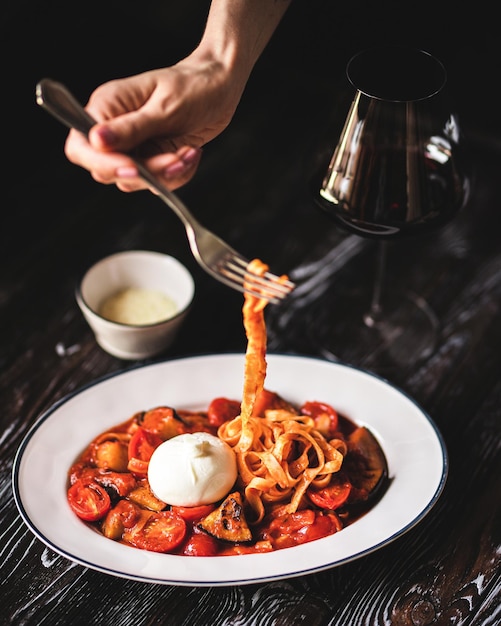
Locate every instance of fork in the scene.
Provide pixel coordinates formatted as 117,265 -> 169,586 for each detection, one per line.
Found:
36,79 -> 295,303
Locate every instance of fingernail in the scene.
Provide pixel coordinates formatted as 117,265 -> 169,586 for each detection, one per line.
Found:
95,126 -> 118,147
181,147 -> 201,164
164,160 -> 187,179
116,166 -> 138,178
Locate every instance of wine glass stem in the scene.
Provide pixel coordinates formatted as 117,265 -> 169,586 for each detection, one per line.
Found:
364,242 -> 387,328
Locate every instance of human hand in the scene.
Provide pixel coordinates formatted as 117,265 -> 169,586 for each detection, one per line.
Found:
64,57 -> 245,192
63,0 -> 291,194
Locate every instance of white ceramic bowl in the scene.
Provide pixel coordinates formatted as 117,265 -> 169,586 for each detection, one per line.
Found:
76,251 -> 195,359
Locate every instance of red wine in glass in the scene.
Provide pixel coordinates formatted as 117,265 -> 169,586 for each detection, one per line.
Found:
310,46 -> 469,368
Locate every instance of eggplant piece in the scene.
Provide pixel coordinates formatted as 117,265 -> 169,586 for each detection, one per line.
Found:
128,482 -> 167,512
94,439 -> 129,472
198,492 -> 252,543
139,406 -> 187,440
344,427 -> 388,501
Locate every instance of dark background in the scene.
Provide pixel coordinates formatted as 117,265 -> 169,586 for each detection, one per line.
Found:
3,0 -> 498,264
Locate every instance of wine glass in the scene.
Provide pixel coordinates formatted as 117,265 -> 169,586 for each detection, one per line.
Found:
308,45 -> 469,369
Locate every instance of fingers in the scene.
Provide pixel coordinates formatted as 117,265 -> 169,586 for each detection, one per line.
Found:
64,128 -> 132,185
88,108 -> 174,155
162,146 -> 202,190
116,146 -> 202,192
64,128 -> 202,192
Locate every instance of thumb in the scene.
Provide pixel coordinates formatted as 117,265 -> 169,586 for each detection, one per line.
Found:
88,111 -> 165,153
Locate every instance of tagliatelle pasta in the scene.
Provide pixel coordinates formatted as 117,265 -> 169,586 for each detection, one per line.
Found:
234,259 -> 270,448
218,260 -> 347,524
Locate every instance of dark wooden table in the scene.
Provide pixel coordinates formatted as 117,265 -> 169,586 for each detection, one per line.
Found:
2,1 -> 500,624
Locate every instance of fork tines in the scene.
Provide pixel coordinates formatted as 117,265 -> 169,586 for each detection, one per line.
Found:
219,256 -> 295,303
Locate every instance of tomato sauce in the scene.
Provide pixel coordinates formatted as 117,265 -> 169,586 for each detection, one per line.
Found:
67,392 -> 388,556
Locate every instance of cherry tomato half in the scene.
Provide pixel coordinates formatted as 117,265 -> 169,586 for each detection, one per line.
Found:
182,528 -> 219,556
171,503 -> 216,523
207,398 -> 241,427
307,479 -> 352,510
128,427 -> 163,463
124,510 -> 186,553
67,478 -> 111,522
300,401 -> 339,436
265,510 -> 339,549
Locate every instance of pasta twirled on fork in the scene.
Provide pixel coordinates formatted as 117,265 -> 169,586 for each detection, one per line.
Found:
219,260 -> 347,524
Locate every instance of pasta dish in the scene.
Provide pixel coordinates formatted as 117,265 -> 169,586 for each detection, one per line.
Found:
66,260 -> 388,555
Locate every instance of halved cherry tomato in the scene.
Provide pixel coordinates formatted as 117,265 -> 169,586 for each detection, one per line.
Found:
207,398 -> 241,427
307,478 -> 352,510
264,509 -> 340,549
67,478 -> 111,522
300,401 -> 339,436
128,427 -> 163,463
182,528 -> 219,556
171,503 -> 216,523
124,510 -> 186,553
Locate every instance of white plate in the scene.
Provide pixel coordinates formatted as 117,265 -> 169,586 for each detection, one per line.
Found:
12,354 -> 447,586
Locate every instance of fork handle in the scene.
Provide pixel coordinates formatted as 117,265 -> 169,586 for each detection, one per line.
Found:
36,78 -> 202,233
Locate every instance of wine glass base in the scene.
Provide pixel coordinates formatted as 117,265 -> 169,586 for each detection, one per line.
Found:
307,287 -> 439,377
